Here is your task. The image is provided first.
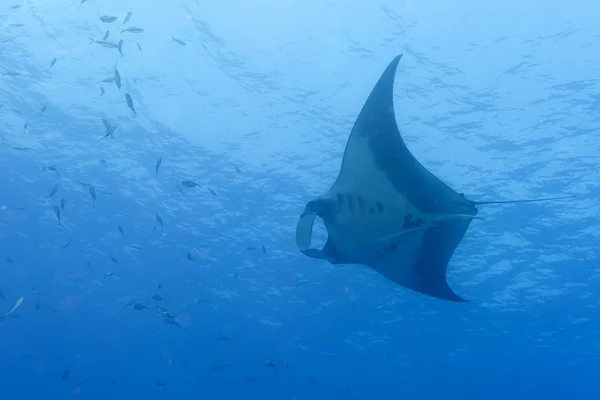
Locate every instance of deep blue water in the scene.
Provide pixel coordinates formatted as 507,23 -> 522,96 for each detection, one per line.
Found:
1,1 -> 599,399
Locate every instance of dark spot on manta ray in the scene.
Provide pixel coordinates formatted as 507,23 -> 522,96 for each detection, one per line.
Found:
402,213 -> 425,230
295,54 -> 575,303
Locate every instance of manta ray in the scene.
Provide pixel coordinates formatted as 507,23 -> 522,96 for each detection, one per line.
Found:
295,54 -> 573,302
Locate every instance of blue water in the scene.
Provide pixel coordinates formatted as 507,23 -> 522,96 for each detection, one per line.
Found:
1,0 -> 599,399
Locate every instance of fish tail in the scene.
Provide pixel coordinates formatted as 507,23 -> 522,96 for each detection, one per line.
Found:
474,195 -> 576,206
89,37 -> 95,44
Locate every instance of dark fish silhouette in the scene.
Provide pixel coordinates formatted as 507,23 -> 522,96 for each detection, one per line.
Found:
125,93 -> 136,115
172,37 -> 186,46
99,14 -> 117,23
122,11 -> 132,24
61,368 -> 71,380
114,62 -> 121,88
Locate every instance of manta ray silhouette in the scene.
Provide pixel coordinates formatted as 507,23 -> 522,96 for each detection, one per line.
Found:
295,54 -> 573,302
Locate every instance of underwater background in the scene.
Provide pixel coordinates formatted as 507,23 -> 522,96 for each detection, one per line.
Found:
1,0 -> 599,399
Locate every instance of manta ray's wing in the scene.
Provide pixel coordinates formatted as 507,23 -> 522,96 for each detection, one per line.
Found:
296,55 -> 478,302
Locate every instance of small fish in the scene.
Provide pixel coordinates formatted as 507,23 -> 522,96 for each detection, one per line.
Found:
181,180 -> 199,188
266,360 -> 279,370
47,184 -> 59,199
125,93 -> 136,115
10,4 -> 20,9
109,256 -> 118,264
208,188 -> 217,196
86,260 -> 91,268
99,14 -> 117,23
176,185 -> 184,195
0,297 -> 23,322
61,235 -> 73,248
89,186 -> 96,207
154,213 -> 163,228
11,146 -> 35,152
295,279 -> 308,287
157,284 -> 163,290
233,164 -> 241,173
121,26 -> 144,34
122,11 -> 132,24
130,244 -> 143,250
261,244 -> 268,254
99,119 -> 118,140
117,39 -> 123,57
3,71 -> 20,76
172,37 -> 186,46
117,225 -> 126,240
10,23 -> 25,27
123,299 -> 135,309
152,294 -> 167,302
53,206 -> 61,226
60,368 -> 71,381
155,156 -> 162,174
5,257 -> 13,264
156,380 -> 167,392
23,121 -> 28,134
136,41 -> 142,51
218,336 -> 232,342
163,316 -> 180,326
39,105 -> 46,116
211,363 -> 229,371
186,252 -> 195,261
156,306 -> 171,317
98,77 -> 115,83
133,302 -> 148,311
79,0 -> 88,9
103,30 -> 110,40
49,58 -> 57,69
60,198 -> 65,210
89,38 -> 118,48
100,87 -> 105,96
104,271 -> 114,278
114,62 -> 121,89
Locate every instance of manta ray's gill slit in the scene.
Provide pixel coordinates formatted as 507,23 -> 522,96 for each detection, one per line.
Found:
335,192 -> 385,217
347,195 -> 357,215
335,193 -> 343,204
356,196 -> 366,213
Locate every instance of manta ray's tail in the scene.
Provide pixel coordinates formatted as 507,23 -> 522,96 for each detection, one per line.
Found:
474,195 -> 576,206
